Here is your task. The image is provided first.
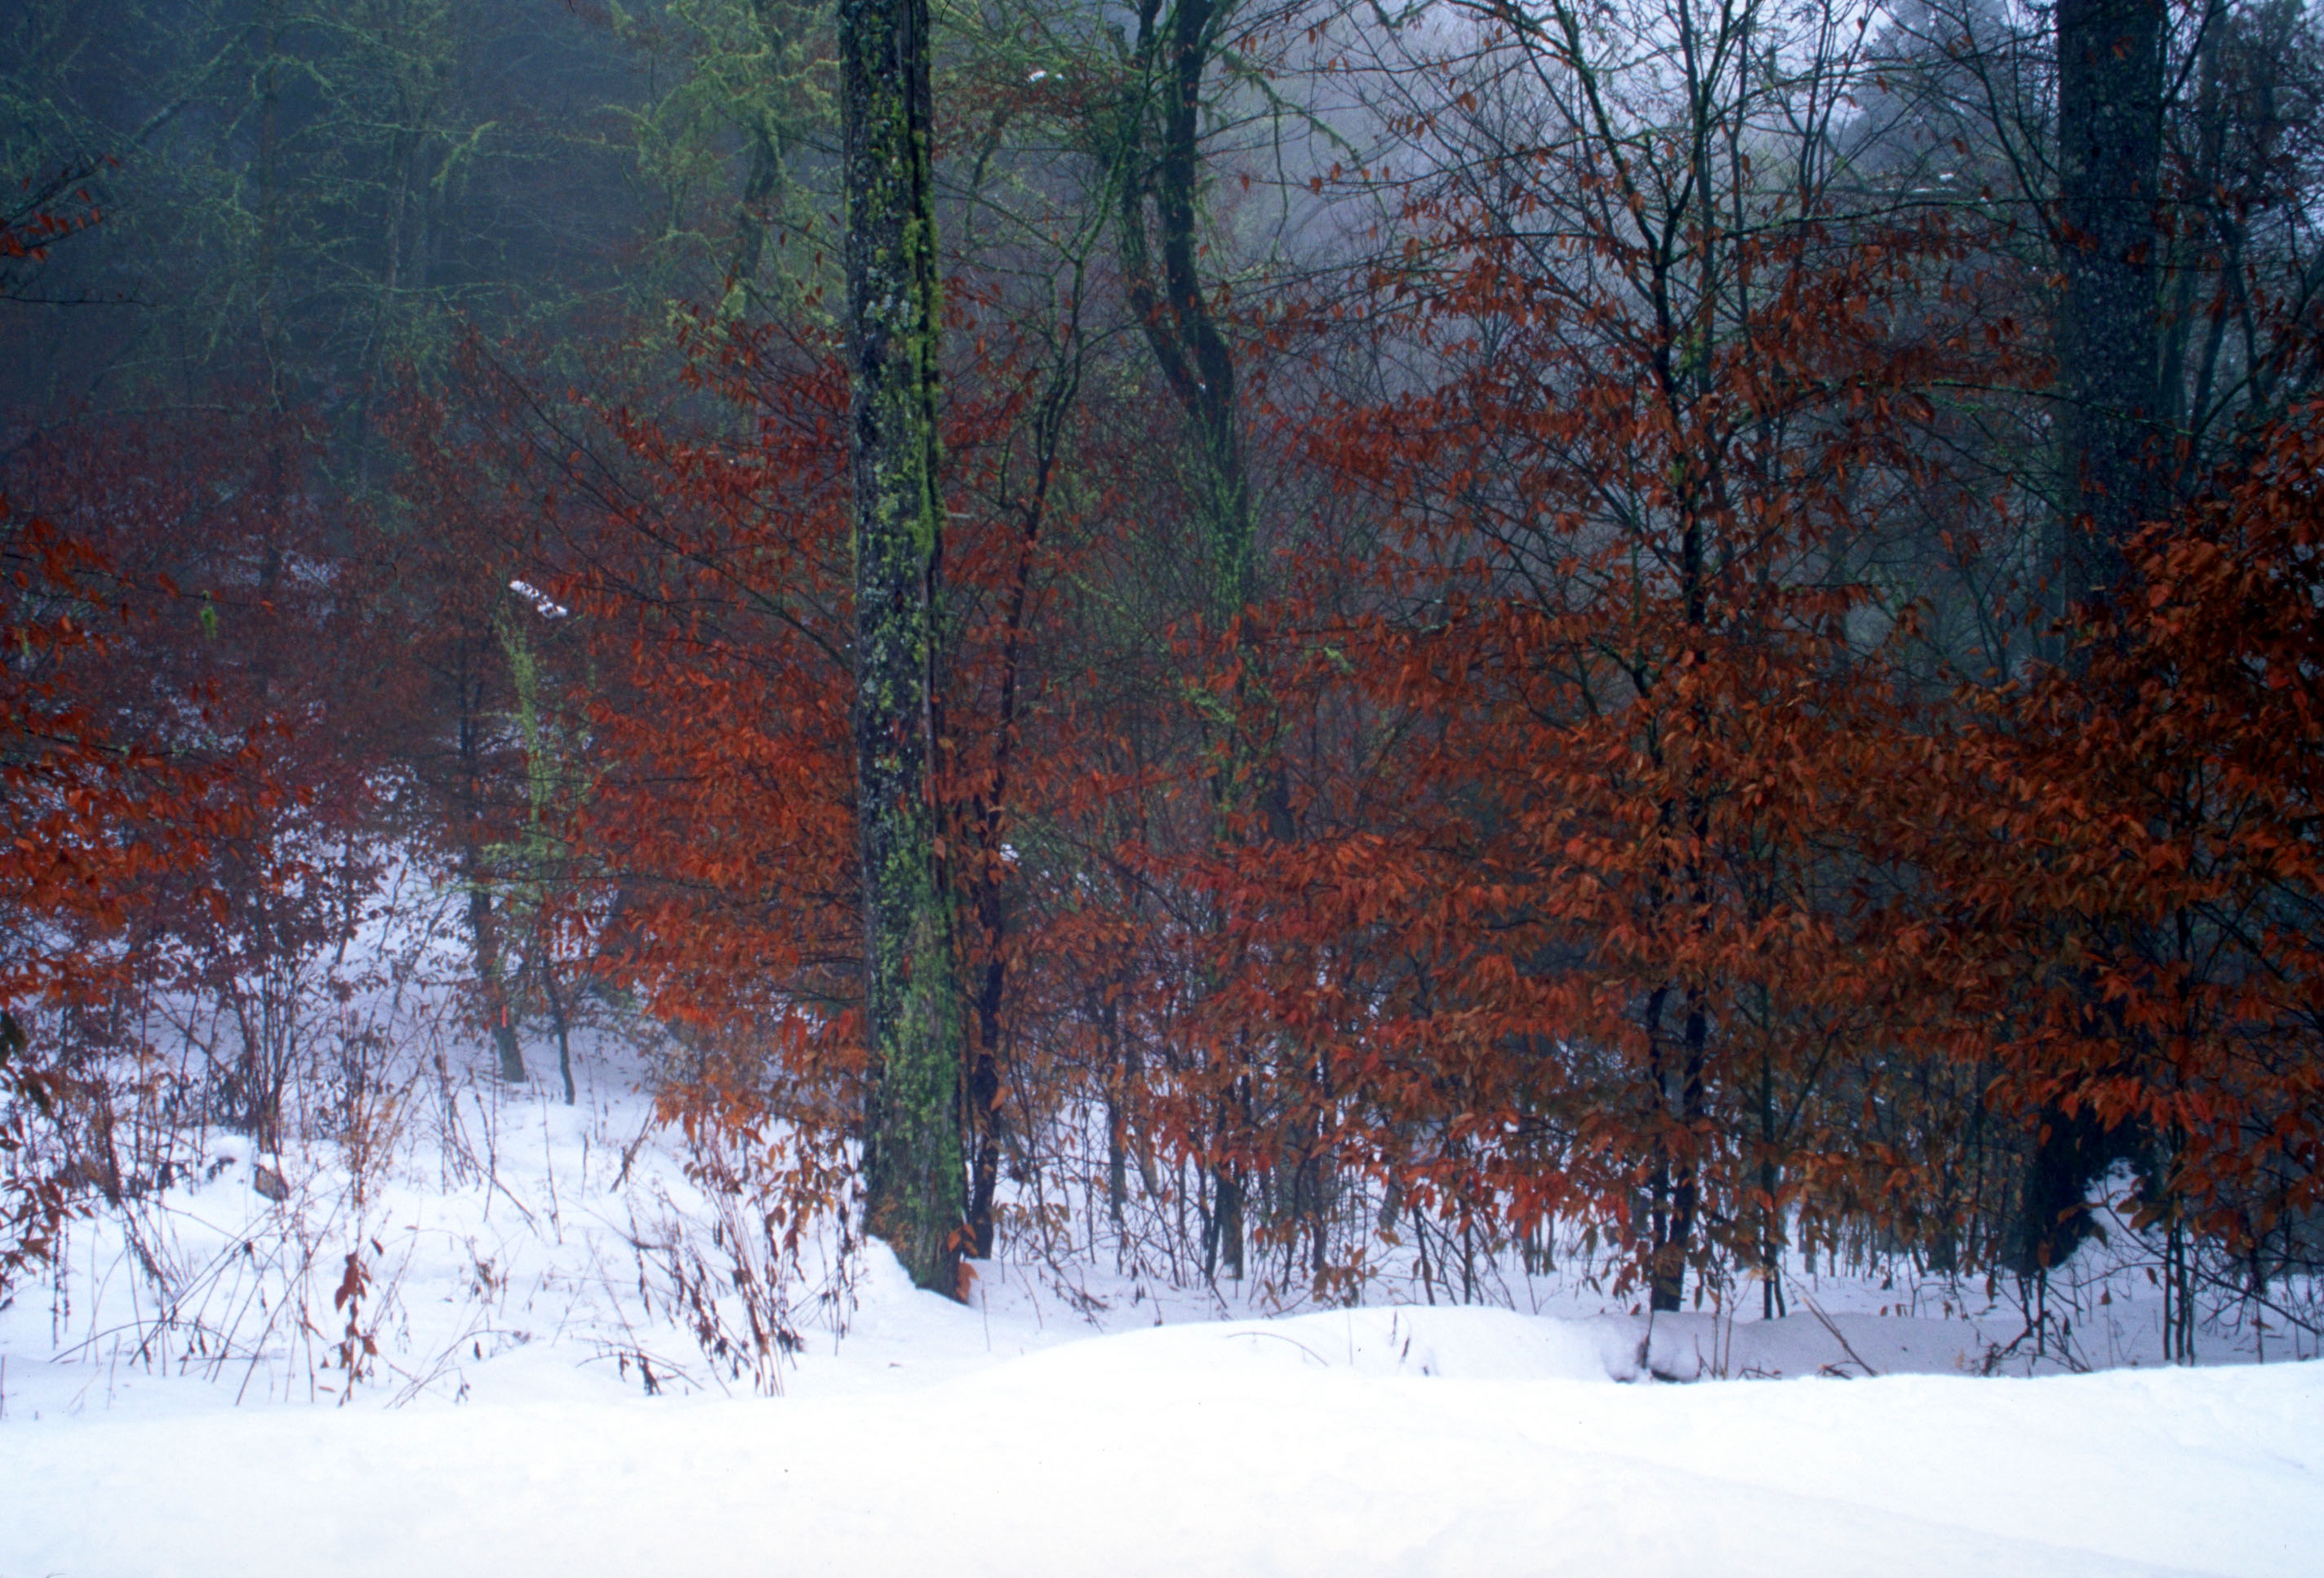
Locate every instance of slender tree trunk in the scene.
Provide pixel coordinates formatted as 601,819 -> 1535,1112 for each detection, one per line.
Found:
1118,0 -> 1251,621
254,2 -> 284,407
966,964 -> 1003,1257
541,951 -> 575,1106
962,348 -> 1081,1261
1648,989 -> 1707,1314
727,0 -> 798,305
841,0 -> 967,1296
1118,1 -> 1295,1282
459,701 -> 525,1085
1759,1044 -> 1784,1318
464,854 -> 525,1084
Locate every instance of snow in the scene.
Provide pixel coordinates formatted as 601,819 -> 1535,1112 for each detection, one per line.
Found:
3,1018 -> 2319,1575
508,579 -> 569,619
4,1289 -> 2318,1576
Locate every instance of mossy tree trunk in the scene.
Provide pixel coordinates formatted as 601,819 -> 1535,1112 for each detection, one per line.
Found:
841,0 -> 967,1297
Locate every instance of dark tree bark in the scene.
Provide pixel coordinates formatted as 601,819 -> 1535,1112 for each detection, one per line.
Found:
2051,0 -> 2166,607
1118,0 -> 1253,624
2019,0 -> 2166,1279
964,340 -> 1082,1261
540,948 -> 575,1106
840,0 -> 968,1297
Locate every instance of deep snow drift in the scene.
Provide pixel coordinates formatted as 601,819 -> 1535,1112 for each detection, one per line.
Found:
2,1029 -> 2319,1576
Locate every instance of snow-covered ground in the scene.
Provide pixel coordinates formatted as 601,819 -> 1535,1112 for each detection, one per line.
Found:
6,1270 -> 2319,1576
3,1021 -> 2320,1576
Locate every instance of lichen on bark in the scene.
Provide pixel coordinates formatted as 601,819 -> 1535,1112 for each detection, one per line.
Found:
839,0 -> 967,1296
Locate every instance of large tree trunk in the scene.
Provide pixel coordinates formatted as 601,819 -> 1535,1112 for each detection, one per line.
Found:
2051,0 -> 2166,608
2021,0 -> 2166,1280
840,0 -> 967,1297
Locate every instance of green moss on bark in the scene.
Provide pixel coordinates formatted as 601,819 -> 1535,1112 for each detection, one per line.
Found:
840,0 -> 967,1296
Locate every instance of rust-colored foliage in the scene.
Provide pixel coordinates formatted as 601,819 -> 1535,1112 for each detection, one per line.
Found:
1913,411 -> 2324,1257
1,495 -> 247,1286
562,327 -> 864,1069
1145,143 -> 2036,1304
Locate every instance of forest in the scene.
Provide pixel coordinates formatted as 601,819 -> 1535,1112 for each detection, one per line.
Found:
6,0 -> 2324,1409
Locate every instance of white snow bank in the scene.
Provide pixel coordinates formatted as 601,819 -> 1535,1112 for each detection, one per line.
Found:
5,1300 -> 2317,1577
